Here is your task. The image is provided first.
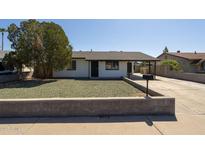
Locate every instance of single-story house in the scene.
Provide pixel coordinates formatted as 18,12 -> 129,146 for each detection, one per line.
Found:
53,51 -> 159,78
157,51 -> 205,73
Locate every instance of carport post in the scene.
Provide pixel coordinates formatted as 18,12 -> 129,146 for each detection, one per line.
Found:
154,61 -> 156,75
148,61 -> 151,74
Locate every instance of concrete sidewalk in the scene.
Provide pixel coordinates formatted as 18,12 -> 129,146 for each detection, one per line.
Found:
0,76 -> 204,135
0,114 -> 204,135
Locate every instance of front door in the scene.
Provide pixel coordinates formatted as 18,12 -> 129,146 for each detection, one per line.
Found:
91,61 -> 99,77
127,62 -> 132,74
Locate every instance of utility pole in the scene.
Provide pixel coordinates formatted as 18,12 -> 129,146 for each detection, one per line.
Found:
0,28 -> 6,51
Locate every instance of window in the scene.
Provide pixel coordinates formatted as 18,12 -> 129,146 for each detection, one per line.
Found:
67,60 -> 76,70
105,61 -> 119,70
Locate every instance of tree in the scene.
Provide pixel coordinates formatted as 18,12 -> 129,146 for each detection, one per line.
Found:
7,20 -> 72,78
161,60 -> 181,71
163,46 -> 169,53
163,46 -> 169,59
2,51 -> 23,71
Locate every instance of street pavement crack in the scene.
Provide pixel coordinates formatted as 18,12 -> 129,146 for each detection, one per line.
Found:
22,118 -> 40,135
146,116 -> 163,135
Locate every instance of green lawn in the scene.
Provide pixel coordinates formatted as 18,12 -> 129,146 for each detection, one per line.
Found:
0,79 -> 145,98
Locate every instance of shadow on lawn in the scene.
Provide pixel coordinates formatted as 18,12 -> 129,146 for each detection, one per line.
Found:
0,115 -> 177,126
0,79 -> 57,89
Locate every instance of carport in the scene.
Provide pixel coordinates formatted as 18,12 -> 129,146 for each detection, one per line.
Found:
133,60 -> 159,76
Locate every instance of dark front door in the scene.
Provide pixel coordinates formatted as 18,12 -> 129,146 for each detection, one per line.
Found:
127,62 -> 132,74
91,61 -> 99,77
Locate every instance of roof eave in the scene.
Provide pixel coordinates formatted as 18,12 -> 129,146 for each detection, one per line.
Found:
85,59 -> 159,61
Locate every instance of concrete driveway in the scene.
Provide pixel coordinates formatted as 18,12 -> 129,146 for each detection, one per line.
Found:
131,75 -> 205,134
0,76 -> 204,135
134,75 -> 205,115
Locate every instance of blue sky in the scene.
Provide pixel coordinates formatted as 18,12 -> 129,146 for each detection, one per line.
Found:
0,19 -> 205,57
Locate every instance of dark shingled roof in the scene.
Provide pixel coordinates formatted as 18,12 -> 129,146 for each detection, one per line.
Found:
72,51 -> 158,61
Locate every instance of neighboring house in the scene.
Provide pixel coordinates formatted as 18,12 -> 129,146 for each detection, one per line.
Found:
157,51 -> 205,73
53,51 -> 158,78
0,50 -> 7,71
0,50 -> 6,61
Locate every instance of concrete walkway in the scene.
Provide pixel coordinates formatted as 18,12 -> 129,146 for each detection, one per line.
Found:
0,75 -> 204,135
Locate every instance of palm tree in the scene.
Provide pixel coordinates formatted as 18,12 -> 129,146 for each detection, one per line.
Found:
0,28 -> 7,51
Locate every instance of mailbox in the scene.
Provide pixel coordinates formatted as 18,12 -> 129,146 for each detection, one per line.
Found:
142,74 -> 154,97
143,74 -> 154,80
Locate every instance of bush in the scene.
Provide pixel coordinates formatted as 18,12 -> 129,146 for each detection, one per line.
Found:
161,60 -> 181,71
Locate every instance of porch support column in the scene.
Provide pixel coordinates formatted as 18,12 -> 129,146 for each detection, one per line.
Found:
88,61 -> 91,78
154,61 -> 156,75
148,61 -> 151,74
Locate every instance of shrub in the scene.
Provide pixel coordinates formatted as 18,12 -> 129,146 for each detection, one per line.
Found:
161,60 -> 181,71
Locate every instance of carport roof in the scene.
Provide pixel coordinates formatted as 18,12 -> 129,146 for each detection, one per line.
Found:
72,51 -> 159,61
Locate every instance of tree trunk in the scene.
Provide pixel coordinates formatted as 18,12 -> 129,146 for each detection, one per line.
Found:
33,64 -> 53,79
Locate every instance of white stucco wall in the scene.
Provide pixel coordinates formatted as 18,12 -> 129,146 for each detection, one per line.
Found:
53,59 -> 134,78
53,59 -> 89,78
98,61 -> 128,78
